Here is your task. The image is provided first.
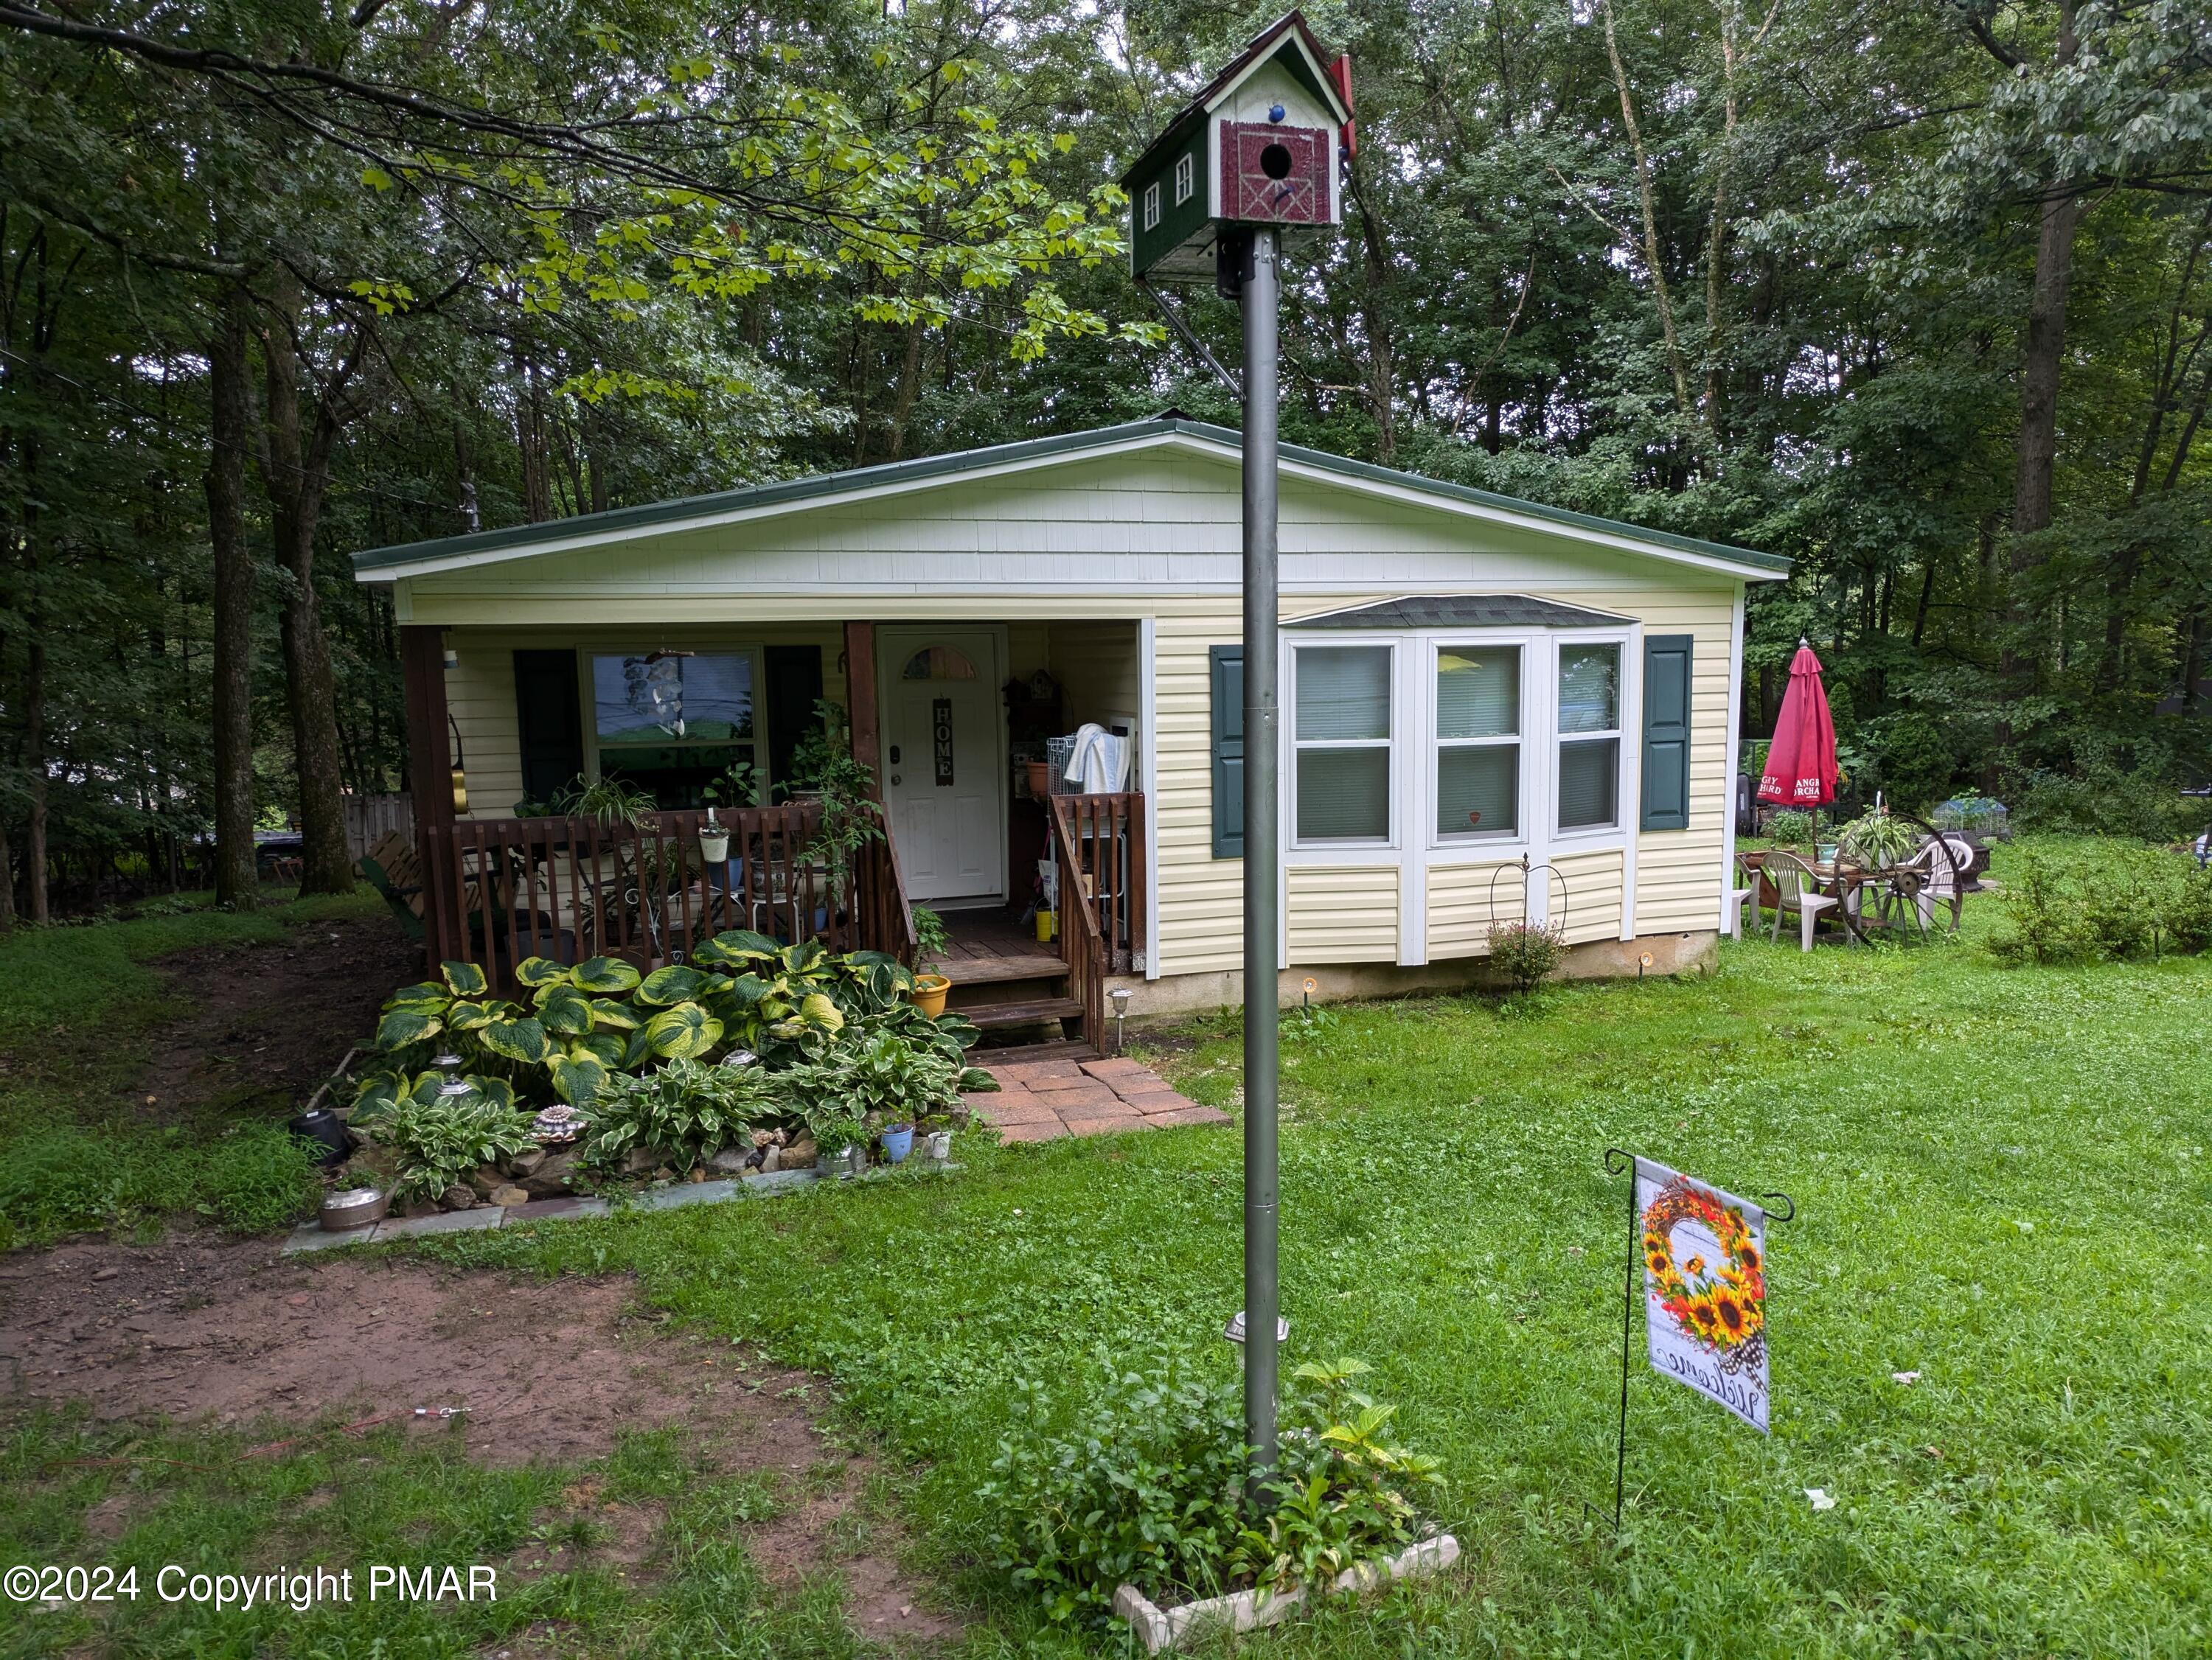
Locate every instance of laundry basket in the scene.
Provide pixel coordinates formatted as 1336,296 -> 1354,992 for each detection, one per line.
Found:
1046,734 -> 1080,795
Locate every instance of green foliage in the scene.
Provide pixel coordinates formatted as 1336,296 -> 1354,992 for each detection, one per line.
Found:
978,1365 -> 1253,1623
369,1089 -> 536,1206
910,904 -> 951,965
977,1358 -> 1442,1625
0,1121 -> 320,1246
779,1027 -> 970,1142
1835,803 -> 1919,870
787,700 -> 886,905
1986,840 -> 2212,965
580,1057 -> 778,1171
1241,1359 -> 1445,1597
1763,808 -> 1817,845
1485,919 -> 1567,994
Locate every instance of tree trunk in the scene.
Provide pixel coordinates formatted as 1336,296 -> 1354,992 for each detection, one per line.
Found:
887,318 -> 926,460
22,632 -> 46,923
206,282 -> 259,909
255,280 -> 355,895
1601,0 -> 1692,417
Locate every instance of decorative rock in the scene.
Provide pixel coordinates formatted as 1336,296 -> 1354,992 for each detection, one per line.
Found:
488,1185 -> 530,1208
708,1148 -> 751,1173
468,1164 -> 504,1199
519,1147 -> 578,1197
439,1184 -> 477,1211
687,1167 -> 706,1184
619,1148 -> 660,1176
507,1146 -> 547,1177
782,1136 -> 816,1167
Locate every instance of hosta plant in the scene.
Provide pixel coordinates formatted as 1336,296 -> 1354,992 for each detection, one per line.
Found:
369,1089 -> 537,1207
580,1057 -> 779,1171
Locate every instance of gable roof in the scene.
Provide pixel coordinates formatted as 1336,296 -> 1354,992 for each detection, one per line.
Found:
350,416 -> 1790,582
1295,595 -> 1632,630
1116,11 -> 1352,191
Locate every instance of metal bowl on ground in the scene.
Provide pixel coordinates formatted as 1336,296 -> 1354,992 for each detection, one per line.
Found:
320,1187 -> 389,1231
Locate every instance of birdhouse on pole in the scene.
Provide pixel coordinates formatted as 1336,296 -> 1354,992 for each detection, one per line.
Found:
1122,11 -> 1354,285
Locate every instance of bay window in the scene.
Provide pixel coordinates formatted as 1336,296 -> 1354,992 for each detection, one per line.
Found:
1434,646 -> 1519,840
1292,644 -> 1392,843
1557,643 -> 1621,831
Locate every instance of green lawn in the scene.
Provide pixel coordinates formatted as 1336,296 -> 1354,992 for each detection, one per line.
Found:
0,888 -> 386,1247
8,842 -> 2212,1655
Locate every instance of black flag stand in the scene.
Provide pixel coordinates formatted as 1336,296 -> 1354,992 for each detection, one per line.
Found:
1589,1147 -> 1796,1533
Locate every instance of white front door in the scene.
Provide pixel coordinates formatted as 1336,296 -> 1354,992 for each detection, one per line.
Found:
879,627 -> 1006,904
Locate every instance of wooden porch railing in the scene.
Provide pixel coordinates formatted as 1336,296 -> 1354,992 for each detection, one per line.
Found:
425,805 -> 915,992
1050,792 -> 1145,1047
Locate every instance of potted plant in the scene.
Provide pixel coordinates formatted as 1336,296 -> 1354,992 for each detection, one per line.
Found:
918,1112 -> 955,1164
880,1120 -> 915,1162
793,702 -> 886,910
699,809 -> 730,866
911,903 -> 953,1016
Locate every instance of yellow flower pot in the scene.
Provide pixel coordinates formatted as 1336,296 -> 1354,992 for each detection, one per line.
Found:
913,973 -> 952,1018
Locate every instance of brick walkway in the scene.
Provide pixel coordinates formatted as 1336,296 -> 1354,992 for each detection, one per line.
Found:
964,1054 -> 1233,1142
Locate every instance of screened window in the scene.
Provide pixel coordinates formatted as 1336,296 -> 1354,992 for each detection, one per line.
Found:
1435,646 -> 1519,840
1174,153 -> 1194,204
1293,645 -> 1391,843
1143,181 -> 1161,231
1557,644 -> 1621,831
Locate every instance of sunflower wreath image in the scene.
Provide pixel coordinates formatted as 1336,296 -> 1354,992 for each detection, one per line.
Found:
1642,1176 -> 1767,1373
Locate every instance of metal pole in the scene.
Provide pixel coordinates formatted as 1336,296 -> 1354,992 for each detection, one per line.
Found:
1239,226 -> 1281,1479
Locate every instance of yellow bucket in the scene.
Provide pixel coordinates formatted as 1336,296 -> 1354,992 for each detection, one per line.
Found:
1035,908 -> 1057,943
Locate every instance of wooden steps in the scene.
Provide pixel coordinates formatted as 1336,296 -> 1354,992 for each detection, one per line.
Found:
943,951 -> 1067,987
965,996 -> 1085,1030
971,1038 -> 1099,1067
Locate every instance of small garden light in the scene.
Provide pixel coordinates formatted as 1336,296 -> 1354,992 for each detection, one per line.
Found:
1109,986 -> 1131,1053
433,1053 -> 470,1099
1223,1310 -> 1290,1372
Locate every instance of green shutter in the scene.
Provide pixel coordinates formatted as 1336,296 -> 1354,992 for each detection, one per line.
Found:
1210,645 -> 1244,858
1641,635 -> 1694,831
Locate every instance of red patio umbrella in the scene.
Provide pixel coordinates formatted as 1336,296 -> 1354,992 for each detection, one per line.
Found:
1759,638 -> 1838,821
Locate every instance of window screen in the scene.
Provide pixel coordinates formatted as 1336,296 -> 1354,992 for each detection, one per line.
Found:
1557,644 -> 1621,831
1293,646 -> 1391,842
1436,646 -> 1519,838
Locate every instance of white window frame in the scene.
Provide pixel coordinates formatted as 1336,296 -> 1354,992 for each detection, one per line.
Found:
1174,152 -> 1194,205
1142,181 -> 1161,231
1287,638 -> 1398,851
1550,632 -> 1635,844
1427,636 -> 1532,851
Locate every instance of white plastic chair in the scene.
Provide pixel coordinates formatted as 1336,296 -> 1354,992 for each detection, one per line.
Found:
1764,851 -> 1837,952
1728,855 -> 1761,938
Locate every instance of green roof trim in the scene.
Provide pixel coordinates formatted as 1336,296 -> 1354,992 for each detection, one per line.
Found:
351,416 -> 1790,578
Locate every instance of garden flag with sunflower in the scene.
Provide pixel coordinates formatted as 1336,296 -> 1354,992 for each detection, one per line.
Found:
1635,1158 -> 1771,1431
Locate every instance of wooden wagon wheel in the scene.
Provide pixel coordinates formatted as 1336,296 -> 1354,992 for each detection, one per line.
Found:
1871,812 -> 1964,939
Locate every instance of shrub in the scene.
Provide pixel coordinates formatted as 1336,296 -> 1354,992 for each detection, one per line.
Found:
1986,850 -> 2087,966
979,1366 -> 1253,1624
979,1359 -> 1444,1626
370,1089 -> 537,1206
581,1057 -> 779,1171
1763,808 -> 1815,845
1486,919 -> 1567,993
779,1027 -> 990,1146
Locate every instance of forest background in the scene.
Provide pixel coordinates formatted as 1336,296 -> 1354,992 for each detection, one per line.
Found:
2,0 -> 2205,917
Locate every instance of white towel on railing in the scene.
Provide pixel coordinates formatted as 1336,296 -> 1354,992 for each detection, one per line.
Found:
1063,723 -> 1130,794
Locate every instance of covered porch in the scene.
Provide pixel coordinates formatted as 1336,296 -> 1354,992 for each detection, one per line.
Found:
392,618 -> 1147,1047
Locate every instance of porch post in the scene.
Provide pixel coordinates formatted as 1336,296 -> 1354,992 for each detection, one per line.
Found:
843,621 -> 881,776
400,625 -> 457,963
842,621 -> 885,949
